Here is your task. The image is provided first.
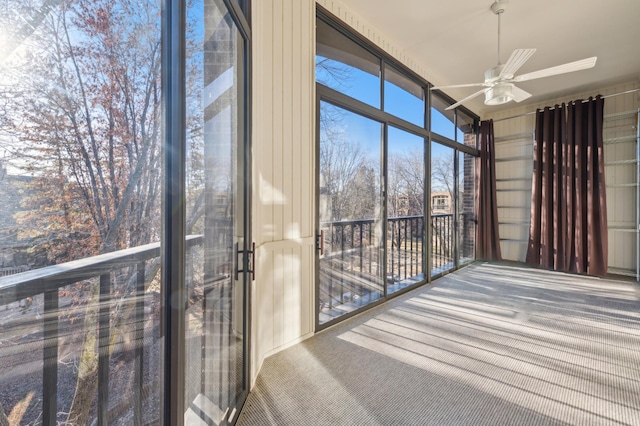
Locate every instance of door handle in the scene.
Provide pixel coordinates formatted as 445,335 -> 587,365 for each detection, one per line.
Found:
235,242 -> 241,281
316,230 -> 324,256
235,242 -> 256,281
248,242 -> 255,281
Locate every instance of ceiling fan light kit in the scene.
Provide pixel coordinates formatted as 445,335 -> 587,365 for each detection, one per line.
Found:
485,83 -> 514,106
430,0 -> 597,110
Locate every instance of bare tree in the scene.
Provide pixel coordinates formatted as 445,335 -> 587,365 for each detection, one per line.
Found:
1,0 -> 163,422
388,150 -> 424,217
316,57 -> 353,92
431,153 -> 455,203
319,103 -> 378,222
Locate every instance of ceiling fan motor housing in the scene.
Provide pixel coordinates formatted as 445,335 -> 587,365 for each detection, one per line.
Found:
484,65 -> 504,84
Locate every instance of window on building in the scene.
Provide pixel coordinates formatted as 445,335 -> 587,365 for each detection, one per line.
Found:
432,195 -> 450,212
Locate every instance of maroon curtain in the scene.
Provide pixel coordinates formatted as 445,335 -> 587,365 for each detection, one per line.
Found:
475,119 -> 502,260
526,96 -> 607,275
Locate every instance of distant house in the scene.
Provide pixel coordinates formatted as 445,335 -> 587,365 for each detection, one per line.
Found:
431,191 -> 452,214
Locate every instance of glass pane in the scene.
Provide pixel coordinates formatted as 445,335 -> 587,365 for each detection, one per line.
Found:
316,18 -> 380,108
457,110 -> 476,146
319,102 -> 383,324
431,94 -> 456,140
459,151 -> 476,265
431,142 -> 455,275
185,0 -> 246,422
0,0 -> 163,424
387,127 -> 425,294
384,66 -> 425,127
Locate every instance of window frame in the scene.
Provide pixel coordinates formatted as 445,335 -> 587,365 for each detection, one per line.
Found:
163,0 -> 252,423
315,6 -> 480,331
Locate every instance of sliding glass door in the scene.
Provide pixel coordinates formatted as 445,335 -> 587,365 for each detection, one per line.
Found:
184,0 -> 250,423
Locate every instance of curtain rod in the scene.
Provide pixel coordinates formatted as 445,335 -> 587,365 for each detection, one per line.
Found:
492,88 -> 640,123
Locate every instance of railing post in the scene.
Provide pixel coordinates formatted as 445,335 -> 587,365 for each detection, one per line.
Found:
410,218 -> 414,277
350,224 -> 354,274
329,223 -> 336,309
340,224 -> 344,304
403,219 -> 408,280
134,261 -> 146,426
397,220 -> 401,280
98,272 -> 111,426
448,215 -> 453,264
389,221 -> 394,283
43,289 -> 59,426
359,224 -> 363,274
431,216 -> 436,270
369,223 -> 373,275
419,217 -> 424,274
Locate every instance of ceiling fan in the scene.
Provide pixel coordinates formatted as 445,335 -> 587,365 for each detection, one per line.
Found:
431,0 -> 597,111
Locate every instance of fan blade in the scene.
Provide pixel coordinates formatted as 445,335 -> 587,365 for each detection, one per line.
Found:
445,88 -> 489,111
430,83 -> 488,90
499,48 -> 536,78
512,86 -> 532,103
513,57 -> 597,82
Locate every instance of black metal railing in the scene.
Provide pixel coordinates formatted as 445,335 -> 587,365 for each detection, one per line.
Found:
319,218 -> 382,311
0,235 -> 202,426
387,215 -> 424,284
319,214 -> 463,317
431,213 -> 454,270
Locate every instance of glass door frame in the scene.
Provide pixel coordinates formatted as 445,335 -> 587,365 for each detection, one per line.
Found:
162,0 -> 252,424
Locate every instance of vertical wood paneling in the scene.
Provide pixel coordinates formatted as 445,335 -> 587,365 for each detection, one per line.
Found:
251,0 -> 316,386
263,1 -> 274,241
272,0 -> 284,242
282,2 -> 294,240
272,248 -> 284,348
303,244 -> 313,333
291,0 -> 302,239
302,0 -> 314,237
284,247 -> 296,342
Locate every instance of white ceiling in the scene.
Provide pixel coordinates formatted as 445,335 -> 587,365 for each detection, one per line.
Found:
339,0 -> 640,116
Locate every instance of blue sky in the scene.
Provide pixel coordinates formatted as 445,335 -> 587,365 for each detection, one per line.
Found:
316,56 -> 467,150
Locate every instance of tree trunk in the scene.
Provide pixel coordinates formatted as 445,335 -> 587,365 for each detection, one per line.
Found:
66,280 -> 100,425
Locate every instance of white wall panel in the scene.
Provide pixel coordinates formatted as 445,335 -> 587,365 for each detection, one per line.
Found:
251,0 -> 316,386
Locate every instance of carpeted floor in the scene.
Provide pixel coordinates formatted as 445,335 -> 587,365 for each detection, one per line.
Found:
237,262 -> 640,425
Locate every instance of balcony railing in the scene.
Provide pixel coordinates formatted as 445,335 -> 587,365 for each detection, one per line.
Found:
0,235 -> 202,425
387,215 -> 425,285
319,213 -> 471,320
431,213 -> 454,271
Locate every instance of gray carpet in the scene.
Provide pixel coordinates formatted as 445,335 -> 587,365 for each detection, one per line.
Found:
237,262 -> 640,425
